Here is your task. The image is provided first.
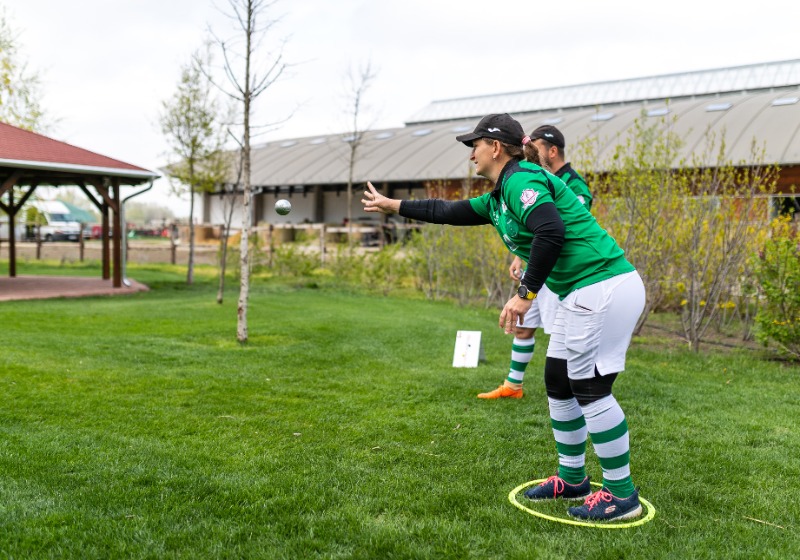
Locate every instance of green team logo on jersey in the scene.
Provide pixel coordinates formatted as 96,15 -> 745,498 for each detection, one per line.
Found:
505,216 -> 519,237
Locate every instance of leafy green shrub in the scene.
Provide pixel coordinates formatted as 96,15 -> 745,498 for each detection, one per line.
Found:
222,233 -> 273,280
362,243 -> 413,296
753,216 -> 800,360
586,112 -> 776,349
407,223 -> 510,308
268,244 -> 320,277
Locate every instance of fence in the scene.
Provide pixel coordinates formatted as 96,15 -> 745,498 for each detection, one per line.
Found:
0,222 -> 421,267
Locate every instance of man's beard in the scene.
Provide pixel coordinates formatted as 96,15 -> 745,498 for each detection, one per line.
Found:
541,152 -> 553,172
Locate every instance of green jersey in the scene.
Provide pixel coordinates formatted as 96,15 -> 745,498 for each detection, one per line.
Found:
469,160 -> 633,298
555,163 -> 592,212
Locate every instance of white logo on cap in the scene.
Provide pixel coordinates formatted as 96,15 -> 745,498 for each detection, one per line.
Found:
544,133 -> 554,138
488,127 -> 501,132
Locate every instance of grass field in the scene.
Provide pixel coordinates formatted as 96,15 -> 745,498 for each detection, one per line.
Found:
1,261 -> 798,559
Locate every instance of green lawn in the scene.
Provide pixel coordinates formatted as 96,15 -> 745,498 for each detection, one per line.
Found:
1,262 -> 798,559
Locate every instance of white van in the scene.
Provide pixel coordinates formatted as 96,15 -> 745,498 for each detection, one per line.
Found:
34,200 -> 82,242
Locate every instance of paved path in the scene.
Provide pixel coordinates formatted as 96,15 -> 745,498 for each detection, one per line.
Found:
0,275 -> 149,302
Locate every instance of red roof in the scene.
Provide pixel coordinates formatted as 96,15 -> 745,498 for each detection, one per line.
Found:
0,121 -> 154,174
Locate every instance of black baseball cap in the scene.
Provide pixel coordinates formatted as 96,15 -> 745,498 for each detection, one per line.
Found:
529,125 -> 565,148
455,113 -> 525,147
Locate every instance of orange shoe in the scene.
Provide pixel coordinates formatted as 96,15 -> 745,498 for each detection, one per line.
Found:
477,384 -> 523,399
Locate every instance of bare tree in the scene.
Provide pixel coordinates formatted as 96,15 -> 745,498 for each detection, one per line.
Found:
0,8 -> 48,257
592,112 -> 778,350
592,111 -> 688,334
207,0 -> 289,342
343,61 -> 378,251
676,136 -> 777,351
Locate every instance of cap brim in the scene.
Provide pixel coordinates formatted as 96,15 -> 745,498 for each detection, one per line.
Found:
455,132 -> 481,146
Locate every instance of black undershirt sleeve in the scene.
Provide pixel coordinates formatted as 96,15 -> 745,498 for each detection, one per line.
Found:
399,199 -> 489,226
520,202 -> 565,293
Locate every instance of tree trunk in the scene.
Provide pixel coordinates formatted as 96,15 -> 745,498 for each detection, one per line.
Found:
217,222 -> 228,304
237,134 -> 251,343
347,144 -> 355,253
236,10 -> 253,344
217,189 -> 237,304
187,183 -> 195,285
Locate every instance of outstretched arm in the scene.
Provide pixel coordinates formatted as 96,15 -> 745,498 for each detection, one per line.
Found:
363,182 -> 489,226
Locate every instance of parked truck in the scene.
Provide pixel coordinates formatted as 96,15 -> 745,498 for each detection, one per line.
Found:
30,200 -> 82,242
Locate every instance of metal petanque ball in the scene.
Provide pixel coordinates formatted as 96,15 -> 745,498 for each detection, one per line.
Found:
275,199 -> 292,216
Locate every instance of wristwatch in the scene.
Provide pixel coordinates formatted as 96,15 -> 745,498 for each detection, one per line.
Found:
517,285 -> 537,300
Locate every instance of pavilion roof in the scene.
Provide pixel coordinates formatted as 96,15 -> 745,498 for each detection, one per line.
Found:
0,122 -> 158,185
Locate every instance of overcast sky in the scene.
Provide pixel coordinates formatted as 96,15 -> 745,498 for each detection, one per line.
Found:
7,0 -> 800,216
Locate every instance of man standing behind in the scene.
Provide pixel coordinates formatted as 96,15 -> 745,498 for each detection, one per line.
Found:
478,125 -> 593,399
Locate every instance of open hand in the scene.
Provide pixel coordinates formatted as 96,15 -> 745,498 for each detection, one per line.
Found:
362,182 -> 401,215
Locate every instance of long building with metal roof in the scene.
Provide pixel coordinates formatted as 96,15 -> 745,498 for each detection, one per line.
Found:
201,59 -> 800,226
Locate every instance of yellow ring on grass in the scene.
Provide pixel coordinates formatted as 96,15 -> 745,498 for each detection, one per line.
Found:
508,479 -> 656,529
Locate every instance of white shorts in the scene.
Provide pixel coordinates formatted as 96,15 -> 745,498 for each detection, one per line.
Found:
537,284 -> 559,334
516,283 -> 558,333
546,271 -> 645,380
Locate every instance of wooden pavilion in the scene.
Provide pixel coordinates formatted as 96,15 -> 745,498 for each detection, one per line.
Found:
0,122 -> 159,287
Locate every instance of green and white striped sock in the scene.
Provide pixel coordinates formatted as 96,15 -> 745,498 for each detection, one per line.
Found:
506,337 -> 535,386
581,394 -> 635,498
548,397 -> 587,485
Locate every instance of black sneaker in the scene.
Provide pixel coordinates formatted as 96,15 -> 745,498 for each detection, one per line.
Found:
568,487 -> 642,521
524,475 -> 591,501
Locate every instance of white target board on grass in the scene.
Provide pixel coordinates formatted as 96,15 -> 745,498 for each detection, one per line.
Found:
452,330 -> 485,368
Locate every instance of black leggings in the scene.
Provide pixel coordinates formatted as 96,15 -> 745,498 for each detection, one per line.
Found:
544,357 -> 618,406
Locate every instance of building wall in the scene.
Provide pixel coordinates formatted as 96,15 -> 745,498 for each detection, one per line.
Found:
199,169 -> 799,229
201,186 -> 429,227
204,192 -> 245,227
257,191 -> 319,224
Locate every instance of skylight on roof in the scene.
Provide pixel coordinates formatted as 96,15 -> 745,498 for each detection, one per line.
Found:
280,140 -> 297,148
706,103 -> 732,112
375,132 -> 394,140
646,108 -> 670,117
541,117 -> 563,125
451,125 -> 472,132
406,60 -> 800,124
309,138 -> 326,145
591,113 -> 615,121
771,96 -> 799,106
412,129 -> 432,137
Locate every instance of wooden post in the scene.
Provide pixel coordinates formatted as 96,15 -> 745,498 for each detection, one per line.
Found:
35,223 -> 42,260
102,201 -> 110,280
112,180 -> 122,288
320,223 -> 326,265
79,222 -> 85,262
7,190 -> 15,277
268,224 -> 274,268
170,223 -> 177,265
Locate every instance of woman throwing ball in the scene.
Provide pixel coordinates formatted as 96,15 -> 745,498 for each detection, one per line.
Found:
362,113 -> 646,521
